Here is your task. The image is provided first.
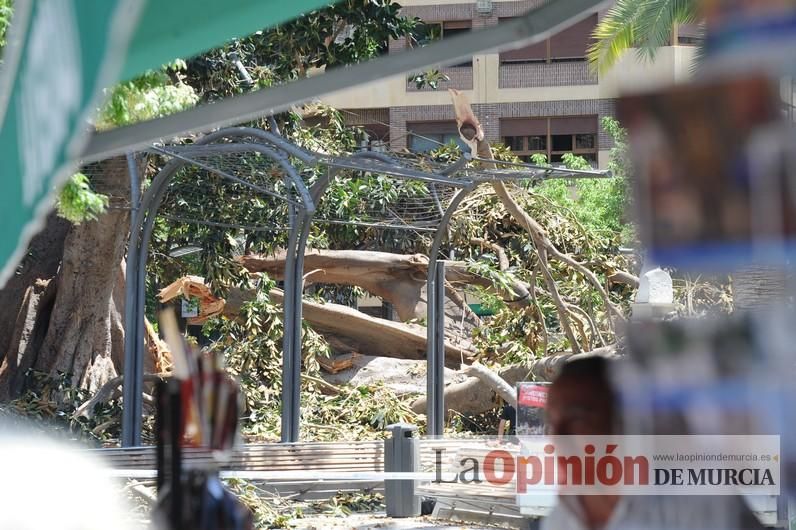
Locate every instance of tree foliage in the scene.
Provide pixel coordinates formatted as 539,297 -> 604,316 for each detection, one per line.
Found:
587,0 -> 697,73
56,173 -> 108,225
96,62 -> 198,130
184,0 -> 416,98
0,0 -> 11,50
531,117 -> 633,242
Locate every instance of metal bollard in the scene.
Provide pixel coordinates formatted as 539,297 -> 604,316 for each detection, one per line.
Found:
384,423 -> 420,517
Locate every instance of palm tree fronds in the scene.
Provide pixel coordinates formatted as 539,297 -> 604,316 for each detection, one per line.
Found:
634,0 -> 697,62
588,0 -> 697,74
587,0 -> 644,74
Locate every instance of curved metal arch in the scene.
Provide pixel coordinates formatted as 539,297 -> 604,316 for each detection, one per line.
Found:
303,154 -> 479,437
153,141 -> 316,212
207,126 -> 319,165
121,126 -> 609,445
121,128 -> 314,446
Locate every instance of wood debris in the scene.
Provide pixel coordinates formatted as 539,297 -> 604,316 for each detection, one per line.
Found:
158,275 -> 225,324
316,352 -> 360,374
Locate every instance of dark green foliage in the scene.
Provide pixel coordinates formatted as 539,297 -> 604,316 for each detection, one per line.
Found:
183,0 -> 417,98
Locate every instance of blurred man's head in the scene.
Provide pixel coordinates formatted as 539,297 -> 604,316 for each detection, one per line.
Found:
546,356 -> 616,436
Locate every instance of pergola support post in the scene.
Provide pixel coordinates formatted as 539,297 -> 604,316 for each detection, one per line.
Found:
122,152 -> 143,447
281,201 -> 299,442
425,183 -> 475,436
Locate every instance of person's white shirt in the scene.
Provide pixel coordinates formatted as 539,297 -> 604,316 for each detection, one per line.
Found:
541,495 -> 765,530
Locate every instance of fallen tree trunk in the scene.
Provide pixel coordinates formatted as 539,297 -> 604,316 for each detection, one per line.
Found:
223,286 -> 476,367
238,249 -> 531,321
410,345 -> 616,415
461,362 -> 517,407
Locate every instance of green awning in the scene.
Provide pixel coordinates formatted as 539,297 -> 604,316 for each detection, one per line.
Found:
0,0 -> 328,287
120,1 -> 329,81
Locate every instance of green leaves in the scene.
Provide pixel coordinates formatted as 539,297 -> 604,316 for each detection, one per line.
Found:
96,68 -> 198,129
0,0 -> 11,51
409,69 -> 450,90
587,0 -> 697,73
184,0 -> 416,95
56,173 -> 108,225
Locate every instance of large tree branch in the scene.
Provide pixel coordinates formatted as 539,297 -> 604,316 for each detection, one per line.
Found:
238,249 -> 531,321
411,345 -> 617,415
73,373 -> 166,419
449,88 -> 627,348
224,286 -> 476,367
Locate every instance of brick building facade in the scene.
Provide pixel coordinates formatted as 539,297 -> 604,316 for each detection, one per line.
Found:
319,0 -> 698,168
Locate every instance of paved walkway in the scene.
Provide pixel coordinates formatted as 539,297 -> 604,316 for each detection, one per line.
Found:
288,513 -> 510,529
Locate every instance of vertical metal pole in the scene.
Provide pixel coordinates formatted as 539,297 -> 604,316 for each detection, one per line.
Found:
131,171 -> 174,445
290,213 -> 312,441
432,262 -> 446,433
425,183 -> 475,436
122,153 -> 142,447
281,199 -> 298,442
121,158 -> 178,447
272,167 -> 334,443
425,261 -> 439,436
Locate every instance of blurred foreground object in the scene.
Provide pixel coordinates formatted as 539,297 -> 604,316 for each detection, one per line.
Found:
0,430 -> 142,530
700,0 -> 796,76
617,75 -> 791,269
152,310 -> 252,530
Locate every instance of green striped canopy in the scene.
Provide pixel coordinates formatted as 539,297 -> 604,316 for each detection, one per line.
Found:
0,0 -> 329,286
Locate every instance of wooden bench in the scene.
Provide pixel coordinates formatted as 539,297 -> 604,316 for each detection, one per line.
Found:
93,441 -> 385,501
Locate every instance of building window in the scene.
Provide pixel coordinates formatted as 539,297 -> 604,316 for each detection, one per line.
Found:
575,133 -> 595,149
501,116 -> 598,165
411,22 -> 443,47
410,20 -> 473,67
499,14 -> 597,64
675,22 -> 703,45
528,135 -> 547,151
551,134 -> 573,152
407,121 -> 468,153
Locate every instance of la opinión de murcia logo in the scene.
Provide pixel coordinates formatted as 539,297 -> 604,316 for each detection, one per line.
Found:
429,436 -> 779,495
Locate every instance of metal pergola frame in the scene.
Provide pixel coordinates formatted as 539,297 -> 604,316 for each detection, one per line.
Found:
121,126 -> 609,446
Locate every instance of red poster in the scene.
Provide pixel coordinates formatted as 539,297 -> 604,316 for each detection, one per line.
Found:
518,384 -> 548,408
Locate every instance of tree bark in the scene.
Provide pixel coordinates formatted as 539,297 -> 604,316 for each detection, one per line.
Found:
0,279 -> 58,400
0,156 -> 145,400
33,157 -> 133,392
225,286 -> 476,367
238,248 -> 536,340
239,250 -> 433,321
0,212 -> 70,366
238,249 -> 530,324
410,346 -> 616,415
